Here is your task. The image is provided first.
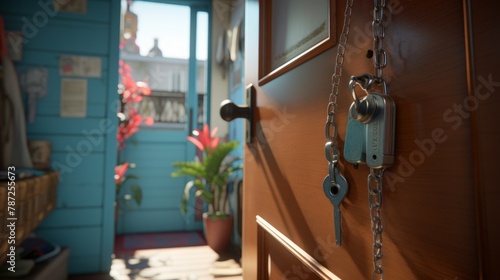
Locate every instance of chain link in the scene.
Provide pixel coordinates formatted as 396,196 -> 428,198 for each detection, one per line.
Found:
370,1 -> 386,279
368,168 -> 384,280
372,0 -> 386,79
325,0 -> 354,182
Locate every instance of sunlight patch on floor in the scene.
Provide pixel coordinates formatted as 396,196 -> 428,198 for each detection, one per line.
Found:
110,245 -> 242,280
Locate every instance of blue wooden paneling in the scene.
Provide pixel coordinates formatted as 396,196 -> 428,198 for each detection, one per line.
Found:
39,208 -> 102,228
28,135 -> 105,153
119,186 -> 183,210
50,153 -> 105,185
2,17 -> 110,54
117,133 -> 192,233
35,227 -> 102,256
120,171 -> 186,186
0,0 -> 111,23
27,116 -> 115,135
68,256 -> 102,275
35,227 -> 102,273
122,142 -> 186,159
55,185 -> 103,208
118,209 -> 195,233
129,165 -> 182,175
117,181 -> 204,233
130,129 -> 188,142
1,0 -> 119,274
122,177 -> 185,194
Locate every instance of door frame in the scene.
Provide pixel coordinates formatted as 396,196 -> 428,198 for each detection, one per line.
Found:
110,0 -> 213,238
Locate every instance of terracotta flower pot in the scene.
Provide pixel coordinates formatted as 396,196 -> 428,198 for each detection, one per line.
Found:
203,213 -> 233,254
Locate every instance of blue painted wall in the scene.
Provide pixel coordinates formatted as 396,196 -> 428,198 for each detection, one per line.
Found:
0,0 -> 120,274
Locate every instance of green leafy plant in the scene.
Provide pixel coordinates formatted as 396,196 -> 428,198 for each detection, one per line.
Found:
171,125 -> 240,218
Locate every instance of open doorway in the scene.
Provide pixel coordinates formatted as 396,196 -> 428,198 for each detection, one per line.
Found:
115,0 -> 210,234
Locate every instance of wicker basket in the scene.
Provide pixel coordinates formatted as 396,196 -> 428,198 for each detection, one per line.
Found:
0,186 -> 7,259
17,179 -> 29,243
0,171 -> 59,265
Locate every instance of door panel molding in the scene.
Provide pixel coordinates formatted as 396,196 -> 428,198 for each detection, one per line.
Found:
257,216 -> 341,280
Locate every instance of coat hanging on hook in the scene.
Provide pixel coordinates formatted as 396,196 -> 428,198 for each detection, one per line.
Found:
0,16 -> 33,169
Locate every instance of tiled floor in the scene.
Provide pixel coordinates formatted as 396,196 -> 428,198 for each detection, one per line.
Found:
69,245 -> 243,280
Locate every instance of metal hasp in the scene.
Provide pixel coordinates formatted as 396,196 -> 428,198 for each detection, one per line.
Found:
219,84 -> 256,144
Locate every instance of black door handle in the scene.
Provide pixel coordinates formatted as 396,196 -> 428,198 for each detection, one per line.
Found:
220,100 -> 250,122
219,84 -> 256,143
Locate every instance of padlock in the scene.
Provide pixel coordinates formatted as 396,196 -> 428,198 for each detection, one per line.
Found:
344,76 -> 396,169
344,103 -> 366,164
365,93 -> 396,168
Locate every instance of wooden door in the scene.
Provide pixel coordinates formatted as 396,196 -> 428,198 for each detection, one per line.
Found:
242,0 -> 499,279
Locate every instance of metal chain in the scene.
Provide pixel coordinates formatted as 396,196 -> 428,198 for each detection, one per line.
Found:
368,168 -> 385,279
370,1 -> 386,279
372,0 -> 387,79
324,1 -> 387,278
324,0 -> 354,183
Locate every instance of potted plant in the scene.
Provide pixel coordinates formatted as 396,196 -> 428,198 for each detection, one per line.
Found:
171,124 -> 240,254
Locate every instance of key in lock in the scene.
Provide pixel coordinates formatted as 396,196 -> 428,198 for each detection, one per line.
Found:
344,78 -> 396,168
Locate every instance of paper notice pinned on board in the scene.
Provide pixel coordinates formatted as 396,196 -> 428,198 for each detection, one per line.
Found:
54,0 -> 87,14
60,78 -> 87,117
60,55 -> 101,77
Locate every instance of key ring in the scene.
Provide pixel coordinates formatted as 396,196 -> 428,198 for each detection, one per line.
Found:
325,142 -> 339,184
349,74 -> 374,111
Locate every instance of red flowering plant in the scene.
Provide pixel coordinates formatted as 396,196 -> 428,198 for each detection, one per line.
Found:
115,60 -> 154,206
114,162 -> 141,205
187,124 -> 220,161
171,124 -> 241,218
